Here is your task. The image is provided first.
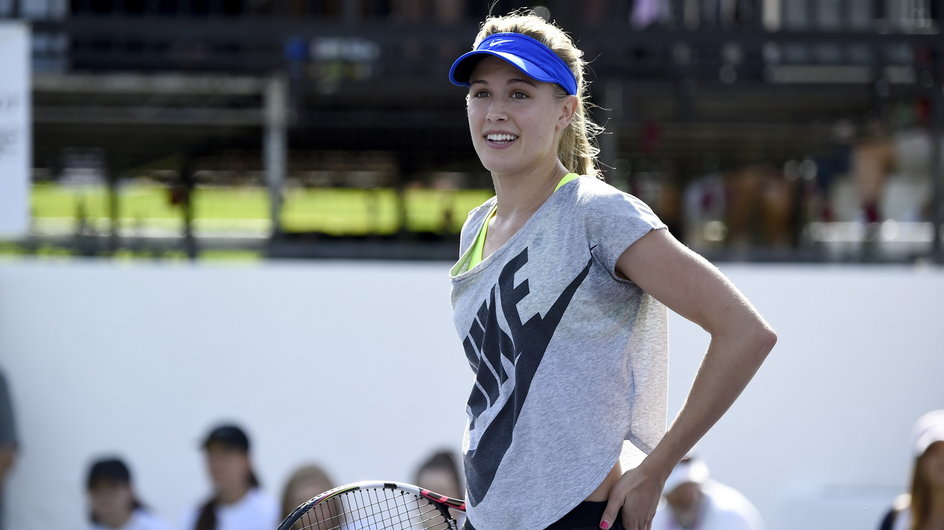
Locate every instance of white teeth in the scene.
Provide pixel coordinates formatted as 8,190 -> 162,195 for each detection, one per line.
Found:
487,133 -> 518,142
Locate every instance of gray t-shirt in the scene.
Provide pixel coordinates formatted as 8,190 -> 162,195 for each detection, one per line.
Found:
449,176 -> 668,529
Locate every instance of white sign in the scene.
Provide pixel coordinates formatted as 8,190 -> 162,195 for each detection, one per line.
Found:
0,22 -> 30,237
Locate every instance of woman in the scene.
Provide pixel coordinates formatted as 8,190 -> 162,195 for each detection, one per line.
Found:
446,10 -> 776,530
279,464 -> 335,518
414,450 -> 466,527
413,450 -> 464,501
182,424 -> 278,530
879,410 -> 944,530
85,457 -> 170,530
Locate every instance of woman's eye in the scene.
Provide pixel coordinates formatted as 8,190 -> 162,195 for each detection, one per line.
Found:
511,91 -> 529,100
472,90 -> 489,98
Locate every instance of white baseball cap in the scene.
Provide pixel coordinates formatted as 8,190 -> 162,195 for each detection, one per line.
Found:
663,457 -> 710,494
913,409 -> 944,457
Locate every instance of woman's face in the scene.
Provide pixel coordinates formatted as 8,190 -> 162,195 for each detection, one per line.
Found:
416,468 -> 462,500
205,443 -> 251,493
287,477 -> 333,511
88,480 -> 133,527
665,482 -> 701,515
465,56 -> 576,176
921,441 -> 944,489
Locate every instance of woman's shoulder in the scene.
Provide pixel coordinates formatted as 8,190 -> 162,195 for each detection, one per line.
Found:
244,487 -> 280,516
465,195 -> 497,221
569,175 -> 640,198
458,195 -> 497,245
567,176 -> 662,225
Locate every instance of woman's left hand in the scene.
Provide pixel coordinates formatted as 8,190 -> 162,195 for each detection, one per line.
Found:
599,463 -> 667,530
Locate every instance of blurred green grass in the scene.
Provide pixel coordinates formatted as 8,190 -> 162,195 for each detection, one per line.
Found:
30,182 -> 494,235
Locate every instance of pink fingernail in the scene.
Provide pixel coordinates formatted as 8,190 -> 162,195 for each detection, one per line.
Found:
600,522 -> 610,529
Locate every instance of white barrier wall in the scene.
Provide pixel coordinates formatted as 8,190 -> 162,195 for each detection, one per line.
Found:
0,22 -> 31,238
0,260 -> 941,530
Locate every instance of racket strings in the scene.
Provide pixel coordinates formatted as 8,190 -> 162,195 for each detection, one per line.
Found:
291,488 -> 454,530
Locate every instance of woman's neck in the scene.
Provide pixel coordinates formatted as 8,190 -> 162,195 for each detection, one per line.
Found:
218,484 -> 251,505
103,509 -> 133,529
491,160 -> 569,219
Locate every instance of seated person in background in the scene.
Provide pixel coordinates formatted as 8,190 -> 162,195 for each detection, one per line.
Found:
879,410 -> 944,530
725,163 -> 794,250
413,450 -> 465,526
851,119 -> 895,224
280,464 -> 335,518
86,457 -> 170,530
182,424 -> 278,530
651,456 -> 764,530
413,450 -> 463,500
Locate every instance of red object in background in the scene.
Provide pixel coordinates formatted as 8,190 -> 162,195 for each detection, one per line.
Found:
641,120 -> 662,157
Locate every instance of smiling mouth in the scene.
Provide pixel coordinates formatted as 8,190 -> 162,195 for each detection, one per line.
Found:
485,133 -> 518,144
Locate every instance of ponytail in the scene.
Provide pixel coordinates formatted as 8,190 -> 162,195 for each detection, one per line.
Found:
194,498 -> 217,530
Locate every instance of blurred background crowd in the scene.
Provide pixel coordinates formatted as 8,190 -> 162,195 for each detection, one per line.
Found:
0,0 -> 942,263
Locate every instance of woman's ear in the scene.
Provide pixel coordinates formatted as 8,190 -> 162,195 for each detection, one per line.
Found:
557,95 -> 579,130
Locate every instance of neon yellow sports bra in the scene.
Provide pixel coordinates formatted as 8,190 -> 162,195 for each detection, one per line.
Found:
467,173 -> 579,268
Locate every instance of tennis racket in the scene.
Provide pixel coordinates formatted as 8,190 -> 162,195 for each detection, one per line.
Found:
278,480 -> 467,530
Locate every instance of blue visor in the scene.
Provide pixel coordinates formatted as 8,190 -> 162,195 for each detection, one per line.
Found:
448,32 -> 578,96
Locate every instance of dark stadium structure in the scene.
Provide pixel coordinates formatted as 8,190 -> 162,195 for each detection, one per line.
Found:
6,0 -> 943,262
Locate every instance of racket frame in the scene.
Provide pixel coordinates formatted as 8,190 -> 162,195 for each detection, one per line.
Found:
278,480 -> 466,530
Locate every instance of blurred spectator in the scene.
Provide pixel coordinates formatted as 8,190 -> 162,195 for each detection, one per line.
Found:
413,450 -> 464,527
181,424 -> 278,530
681,168 -> 726,250
652,456 -> 764,530
824,110 -> 938,226
631,0 -> 664,28
811,120 -> 855,222
86,457 -> 171,530
878,410 -> 944,530
888,98 -> 943,223
851,119 -> 895,224
279,464 -> 335,518
726,163 -> 794,251
0,369 -> 16,530
412,450 -> 463,499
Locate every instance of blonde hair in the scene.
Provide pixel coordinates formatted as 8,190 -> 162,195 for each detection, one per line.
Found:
280,464 -> 335,517
470,10 -> 603,178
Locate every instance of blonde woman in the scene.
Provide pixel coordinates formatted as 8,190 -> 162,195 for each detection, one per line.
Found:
446,10 -> 776,530
279,464 -> 335,518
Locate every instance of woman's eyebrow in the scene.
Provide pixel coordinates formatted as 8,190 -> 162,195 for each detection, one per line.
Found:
469,77 -> 537,87
508,77 -> 537,87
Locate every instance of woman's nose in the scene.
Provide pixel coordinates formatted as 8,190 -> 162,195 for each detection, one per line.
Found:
486,101 -> 507,122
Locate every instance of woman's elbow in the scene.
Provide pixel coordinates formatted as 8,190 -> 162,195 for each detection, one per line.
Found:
752,322 -> 778,359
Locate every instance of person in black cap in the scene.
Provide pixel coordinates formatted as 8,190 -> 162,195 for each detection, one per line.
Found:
85,456 -> 170,530
181,424 -> 278,530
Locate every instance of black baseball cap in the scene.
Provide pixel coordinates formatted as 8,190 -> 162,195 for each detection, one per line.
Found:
87,457 -> 132,488
201,424 -> 250,452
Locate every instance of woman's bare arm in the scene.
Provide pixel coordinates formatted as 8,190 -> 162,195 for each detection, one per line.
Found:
600,228 -> 777,530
